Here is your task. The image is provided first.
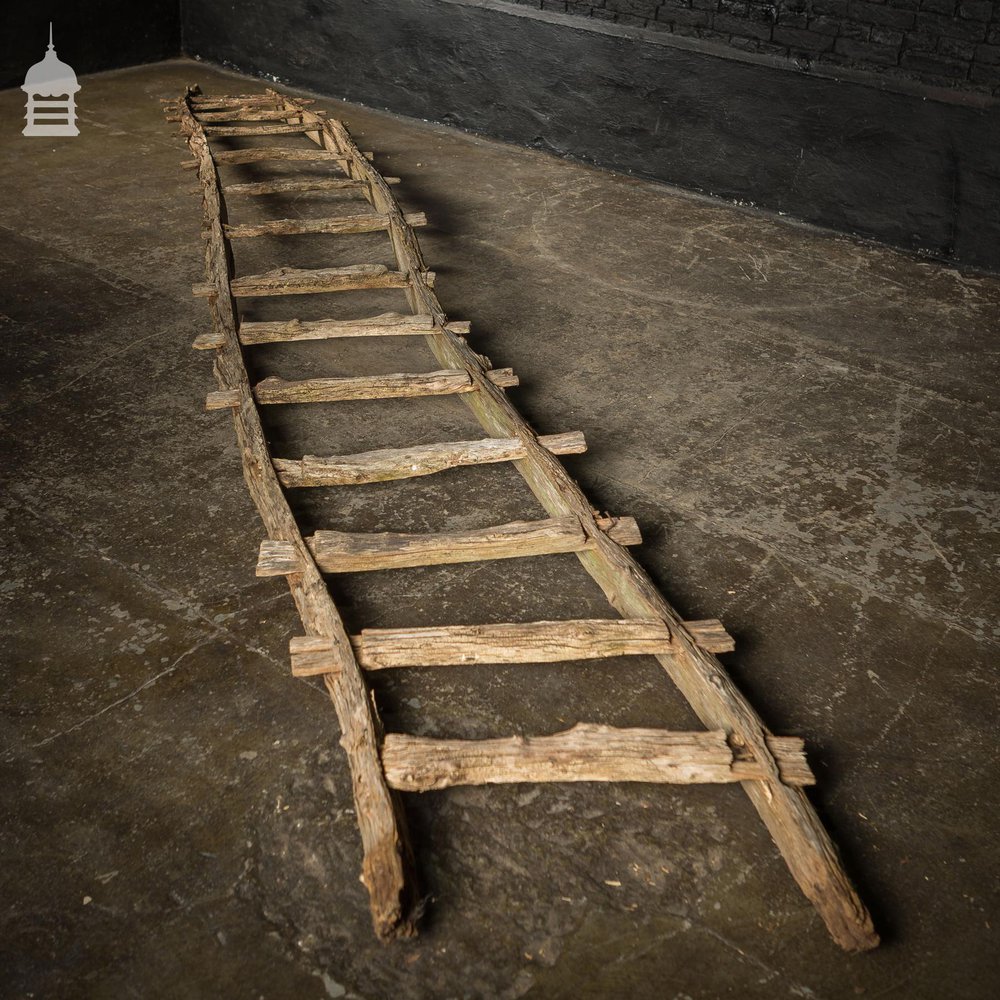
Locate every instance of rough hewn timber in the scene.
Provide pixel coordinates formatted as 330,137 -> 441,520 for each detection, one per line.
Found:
175,92 -> 415,941
351,619 -> 674,668
381,725 -> 814,789
272,431 -> 587,487
282,92 -> 877,951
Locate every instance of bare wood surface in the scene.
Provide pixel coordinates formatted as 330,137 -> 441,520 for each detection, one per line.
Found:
305,515 -> 635,573
174,92 -> 414,940
352,619 -> 673,668
192,264 -> 412,298
253,368 -> 516,405
241,312 -> 434,344
225,212 -> 427,239
283,93 -> 878,950
182,146 -> 342,168
273,431 -> 586,487
195,108 -> 321,122
203,122 -> 321,136
382,724 -> 814,790
685,619 -> 736,654
192,312 -> 438,350
164,94 -> 316,107
226,177 -> 399,196
257,539 -> 301,577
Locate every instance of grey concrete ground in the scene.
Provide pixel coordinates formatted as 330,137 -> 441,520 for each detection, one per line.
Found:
1,59 -> 997,999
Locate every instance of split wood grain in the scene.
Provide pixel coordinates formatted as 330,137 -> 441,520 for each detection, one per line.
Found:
302,515 -> 638,573
175,92 -> 415,941
192,264 -> 416,298
381,724 -> 814,790
180,147 -> 353,170
163,94 -> 315,107
280,92 -> 878,951
351,619 -> 673,668
685,619 -> 736,654
192,312 -> 438,350
272,431 -> 586,487
202,122 -> 322,137
195,108 -> 326,122
253,368 -> 516,405
226,177 -> 399,196
224,211 -> 427,239
258,515 -> 639,579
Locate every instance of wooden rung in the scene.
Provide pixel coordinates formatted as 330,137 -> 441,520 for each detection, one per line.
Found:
224,211 -> 427,239
289,636 -> 343,677
256,539 -> 302,576
301,514 -> 637,574
192,312 -> 440,350
381,724 -> 814,790
225,177 -> 400,196
192,264 -> 418,298
273,431 -> 587,487
164,95 -> 316,107
180,147 -> 350,169
685,619 -> 736,654
243,312 -> 435,345
352,618 -> 673,669
195,109 -> 326,123
253,368 -> 516,405
205,388 -> 241,411
595,515 -> 642,546
202,123 -> 324,137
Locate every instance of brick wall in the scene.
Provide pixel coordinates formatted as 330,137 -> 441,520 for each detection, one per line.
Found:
513,0 -> 1000,93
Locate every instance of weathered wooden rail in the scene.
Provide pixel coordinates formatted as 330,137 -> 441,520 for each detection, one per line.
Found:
164,87 -> 878,951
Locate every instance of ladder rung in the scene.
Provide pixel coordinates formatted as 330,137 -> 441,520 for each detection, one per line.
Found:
224,211 -> 427,239
225,177 -> 400,196
273,431 -> 586,487
349,618 -> 673,670
195,109 -> 324,123
253,368 -> 516,405
202,122 -> 323,137
381,724 -> 814,790
684,618 -> 736,654
164,95 -> 316,107
192,264 -> 421,298
181,148 -> 345,170
192,312 -> 445,349
304,514 -> 637,573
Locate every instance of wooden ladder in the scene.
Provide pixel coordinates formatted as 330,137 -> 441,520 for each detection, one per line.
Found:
163,88 -> 878,952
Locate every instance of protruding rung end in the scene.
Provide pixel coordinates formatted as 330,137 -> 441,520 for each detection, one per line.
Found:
257,539 -> 303,577
306,514 -> 638,573
352,618 -> 674,669
193,331 -> 226,350
595,515 -> 642,547
685,619 -> 735,654
444,321 -> 471,335
253,367 -> 518,405
192,282 -> 217,298
289,636 -> 343,677
273,431 -> 587,488
222,211 -> 428,239
205,388 -> 241,410
381,724 -> 814,791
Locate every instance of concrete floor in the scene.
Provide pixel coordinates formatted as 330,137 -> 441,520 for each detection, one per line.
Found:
1,59 -> 998,999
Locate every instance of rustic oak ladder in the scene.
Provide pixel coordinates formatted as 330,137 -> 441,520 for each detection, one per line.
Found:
163,88 -> 878,951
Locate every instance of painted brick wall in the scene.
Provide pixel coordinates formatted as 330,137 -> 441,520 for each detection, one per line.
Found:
514,0 -> 1000,93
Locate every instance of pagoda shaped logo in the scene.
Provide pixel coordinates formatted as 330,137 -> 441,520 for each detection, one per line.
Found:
22,24 -> 80,137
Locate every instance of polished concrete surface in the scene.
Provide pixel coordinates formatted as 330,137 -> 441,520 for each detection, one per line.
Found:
1,60 -> 997,999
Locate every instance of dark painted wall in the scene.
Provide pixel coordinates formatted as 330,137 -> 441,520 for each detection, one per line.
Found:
511,0 -> 1000,96
1,2 -> 180,91
183,0 -> 999,269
